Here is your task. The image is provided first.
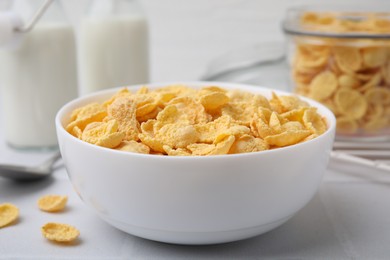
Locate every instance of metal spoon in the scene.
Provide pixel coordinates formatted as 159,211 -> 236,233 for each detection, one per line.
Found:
0,151 -> 62,181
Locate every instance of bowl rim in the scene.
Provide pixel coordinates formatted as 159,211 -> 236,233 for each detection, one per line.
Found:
55,81 -> 336,160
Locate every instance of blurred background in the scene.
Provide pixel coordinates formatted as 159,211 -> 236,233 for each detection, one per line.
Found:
0,0 -> 389,151
64,0 -> 387,82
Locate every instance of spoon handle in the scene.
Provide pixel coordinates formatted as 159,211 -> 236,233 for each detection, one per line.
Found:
38,151 -> 62,170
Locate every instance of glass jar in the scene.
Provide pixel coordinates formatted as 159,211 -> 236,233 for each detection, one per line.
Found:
283,6 -> 390,141
78,0 -> 149,95
0,0 -> 78,149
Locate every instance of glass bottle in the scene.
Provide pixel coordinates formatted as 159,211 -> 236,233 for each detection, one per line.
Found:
0,0 -> 78,149
78,0 -> 149,95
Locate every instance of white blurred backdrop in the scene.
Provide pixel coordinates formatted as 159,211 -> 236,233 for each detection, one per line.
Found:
61,0 -> 389,82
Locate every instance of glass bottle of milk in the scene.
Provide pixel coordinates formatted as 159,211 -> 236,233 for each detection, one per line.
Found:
79,0 -> 149,95
0,0 -> 78,149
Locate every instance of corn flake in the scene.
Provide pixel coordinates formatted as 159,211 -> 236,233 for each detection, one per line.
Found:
38,195 -> 68,212
336,117 -> 358,134
229,135 -> 268,154
200,91 -> 230,111
362,47 -> 388,68
303,108 -> 327,135
335,89 -> 368,119
107,97 -> 140,141
66,103 -> 107,136
163,145 -> 191,156
0,203 -> 18,228
188,135 -> 235,156
116,140 -> 150,154
364,88 -> 390,105
338,74 -> 361,89
333,46 -> 362,72
41,222 -> 80,243
82,120 -> 124,148
309,71 -> 338,101
265,130 -> 311,147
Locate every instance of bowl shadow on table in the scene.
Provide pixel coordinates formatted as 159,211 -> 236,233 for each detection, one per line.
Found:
124,193 -> 344,258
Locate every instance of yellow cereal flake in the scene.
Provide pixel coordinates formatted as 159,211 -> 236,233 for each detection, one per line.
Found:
156,124 -> 199,149
138,133 -> 165,153
250,111 -> 278,139
66,103 -> 107,136
333,46 -> 362,72
200,91 -> 230,111
282,121 -> 305,132
364,88 -> 390,105
382,62 -> 390,85
336,117 -> 358,134
334,89 -> 368,120
265,130 -> 311,147
135,97 -> 157,118
309,71 -> 338,101
277,94 -> 309,112
338,74 -> 361,89
187,143 -> 216,156
355,70 -> 380,82
169,96 -> 211,124
214,125 -> 250,144
269,112 -> 283,133
137,107 -> 161,123
280,108 -> 307,123
293,70 -> 316,85
188,135 -> 235,156
195,115 -> 237,143
303,108 -> 327,135
155,105 -> 187,126
364,104 -> 384,126
356,72 -> 382,92
38,195 -> 68,212
295,44 -> 329,70
229,135 -> 268,154
67,85 -> 328,155
116,140 -> 150,154
41,222 -> 80,243
82,120 -> 124,148
139,120 -> 165,153
0,203 -> 18,228
163,145 -> 191,156
103,88 -> 131,107
362,47 -> 388,68
107,97 -> 140,141
363,117 -> 388,132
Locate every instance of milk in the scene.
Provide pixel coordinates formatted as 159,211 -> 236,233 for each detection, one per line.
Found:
79,15 -> 149,95
0,23 -> 78,148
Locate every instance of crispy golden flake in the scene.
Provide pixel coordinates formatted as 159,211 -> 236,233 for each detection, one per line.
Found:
0,203 -> 18,228
335,89 -> 368,120
107,97 -> 140,141
41,222 -> 80,243
82,120 -> 124,148
309,71 -> 338,101
115,140 -> 150,154
38,195 -> 68,212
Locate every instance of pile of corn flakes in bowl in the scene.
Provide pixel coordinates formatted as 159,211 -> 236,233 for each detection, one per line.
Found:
283,7 -> 390,140
55,82 -> 335,245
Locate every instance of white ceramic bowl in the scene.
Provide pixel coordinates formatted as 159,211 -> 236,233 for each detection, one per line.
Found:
56,82 -> 336,245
